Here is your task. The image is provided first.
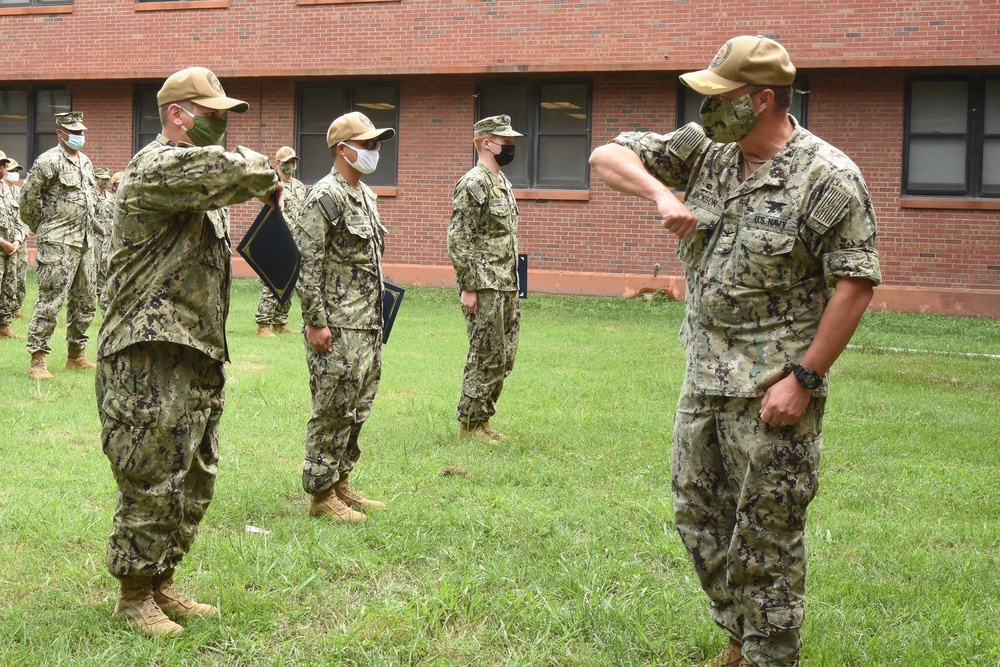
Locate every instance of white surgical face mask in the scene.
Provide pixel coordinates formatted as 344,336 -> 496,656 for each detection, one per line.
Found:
5,172 -> 19,183
63,132 -> 86,151
342,143 -> 379,174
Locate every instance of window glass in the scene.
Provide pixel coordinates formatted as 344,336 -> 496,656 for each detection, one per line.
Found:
480,83 -> 529,186
982,139 -> 1000,194
136,87 -> 160,150
986,80 -> 1000,135
0,90 -> 28,167
907,137 -> 967,190
910,81 -> 968,134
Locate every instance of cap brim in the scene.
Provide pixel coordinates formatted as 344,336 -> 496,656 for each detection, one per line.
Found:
680,69 -> 744,95
192,96 -> 251,113
352,127 -> 396,142
62,123 -> 88,131
491,129 -> 523,137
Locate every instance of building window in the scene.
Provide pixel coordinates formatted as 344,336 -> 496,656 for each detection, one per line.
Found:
297,83 -> 399,187
478,81 -> 592,190
0,87 -> 71,171
904,77 -> 999,198
678,80 -> 809,130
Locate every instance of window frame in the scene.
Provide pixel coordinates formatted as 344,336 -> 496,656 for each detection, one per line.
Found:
0,85 -> 71,170
0,0 -> 72,7
903,75 -> 999,199
476,79 -> 593,191
295,82 -> 400,187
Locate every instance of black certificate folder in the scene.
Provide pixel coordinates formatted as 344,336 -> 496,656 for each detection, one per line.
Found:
237,204 -> 301,307
382,282 -> 405,344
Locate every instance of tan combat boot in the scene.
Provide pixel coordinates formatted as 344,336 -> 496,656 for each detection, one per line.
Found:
66,347 -> 96,369
309,486 -> 366,523
257,323 -> 277,337
152,569 -> 218,620
113,576 -> 184,637
459,421 -> 507,441
28,352 -> 54,380
704,639 -> 744,667
0,324 -> 24,339
334,473 -> 386,510
273,324 -> 298,334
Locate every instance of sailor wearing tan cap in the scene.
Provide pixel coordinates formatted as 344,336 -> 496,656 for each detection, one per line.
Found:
2,159 -> 28,320
0,151 -> 25,339
255,145 -> 308,336
94,66 -> 283,638
295,111 -> 395,524
19,110 -> 100,377
591,36 -> 881,667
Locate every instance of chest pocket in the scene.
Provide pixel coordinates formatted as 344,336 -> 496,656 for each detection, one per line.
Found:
58,168 -> 83,190
735,224 -> 797,290
677,198 -> 721,269
489,197 -> 517,232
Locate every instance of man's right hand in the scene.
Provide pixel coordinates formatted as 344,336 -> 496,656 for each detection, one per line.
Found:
655,195 -> 698,239
0,240 -> 14,256
460,290 -> 478,316
306,324 -> 332,353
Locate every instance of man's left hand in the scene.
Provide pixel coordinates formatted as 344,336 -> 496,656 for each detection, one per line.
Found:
759,374 -> 812,428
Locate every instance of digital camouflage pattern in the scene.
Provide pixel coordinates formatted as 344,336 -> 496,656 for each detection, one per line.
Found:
6,183 -> 28,315
447,163 -> 520,293
295,169 -> 385,494
96,191 -> 115,311
613,120 -> 880,397
96,341 -> 224,578
19,144 -> 97,248
96,134 -> 276,580
301,329 -> 381,494
613,118 -> 880,665
0,181 -> 26,324
98,136 -> 278,362
448,162 -> 521,427
296,170 -> 385,331
255,176 -> 307,326
457,289 -> 519,427
18,145 -> 99,354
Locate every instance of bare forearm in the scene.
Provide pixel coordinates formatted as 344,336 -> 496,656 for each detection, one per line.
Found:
800,277 -> 875,375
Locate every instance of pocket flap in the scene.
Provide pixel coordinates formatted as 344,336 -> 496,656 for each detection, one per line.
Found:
102,389 -> 160,429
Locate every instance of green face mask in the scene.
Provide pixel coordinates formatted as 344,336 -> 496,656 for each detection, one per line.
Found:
180,106 -> 227,147
699,93 -> 760,144
279,162 -> 297,175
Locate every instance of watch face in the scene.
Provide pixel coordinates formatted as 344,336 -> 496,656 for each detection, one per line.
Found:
796,367 -> 822,389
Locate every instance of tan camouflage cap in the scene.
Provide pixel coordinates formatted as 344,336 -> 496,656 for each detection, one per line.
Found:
0,150 -> 9,166
156,67 -> 250,113
94,167 -> 111,179
7,159 -> 23,172
275,146 -> 297,163
680,35 -> 796,95
56,111 -> 88,131
474,115 -> 523,138
326,111 -> 395,148
110,171 -> 125,186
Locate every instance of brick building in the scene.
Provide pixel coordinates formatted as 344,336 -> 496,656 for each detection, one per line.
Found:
2,0 -> 997,316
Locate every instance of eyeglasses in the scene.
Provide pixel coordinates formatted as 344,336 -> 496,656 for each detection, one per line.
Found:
346,140 -> 382,151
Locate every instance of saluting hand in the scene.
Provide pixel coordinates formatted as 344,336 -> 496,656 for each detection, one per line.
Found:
655,195 -> 698,239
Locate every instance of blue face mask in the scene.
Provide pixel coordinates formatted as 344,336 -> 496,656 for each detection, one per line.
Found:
64,132 -> 86,151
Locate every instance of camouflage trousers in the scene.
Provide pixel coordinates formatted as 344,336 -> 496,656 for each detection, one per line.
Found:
672,390 -> 825,667
255,280 -> 292,326
27,241 -> 96,354
456,289 -> 520,427
0,250 -> 16,324
302,328 -> 381,495
95,234 -> 112,313
96,341 -> 225,579
15,242 -> 27,314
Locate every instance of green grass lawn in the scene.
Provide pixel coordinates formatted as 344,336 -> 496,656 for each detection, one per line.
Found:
0,276 -> 998,666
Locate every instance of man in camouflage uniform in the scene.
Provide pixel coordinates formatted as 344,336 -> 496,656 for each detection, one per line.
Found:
447,115 -> 522,442
255,145 -> 307,336
590,36 -> 881,667
4,160 -> 29,319
96,67 -> 282,638
296,111 -> 394,524
19,111 -> 99,379
92,167 -> 114,312
0,151 -> 25,339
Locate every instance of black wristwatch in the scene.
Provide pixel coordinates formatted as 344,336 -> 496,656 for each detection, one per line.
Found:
792,364 -> 823,390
